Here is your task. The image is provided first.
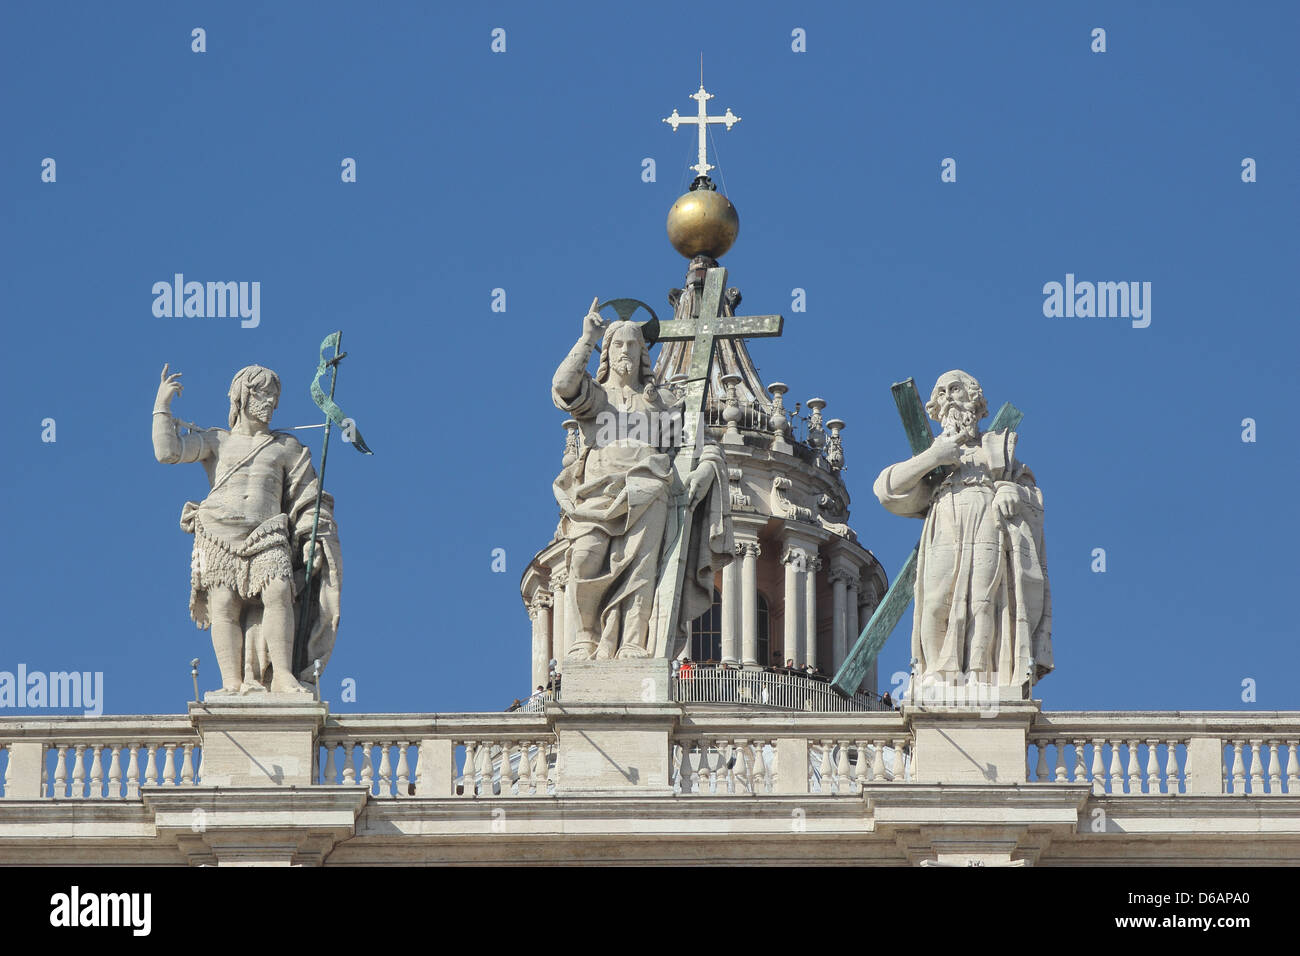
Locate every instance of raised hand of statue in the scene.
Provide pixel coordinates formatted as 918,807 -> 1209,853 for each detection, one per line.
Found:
927,433 -> 962,467
582,296 -> 606,346
156,363 -> 183,411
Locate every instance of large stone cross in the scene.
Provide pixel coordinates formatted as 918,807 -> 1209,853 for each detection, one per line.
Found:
648,265 -> 781,651
655,266 -> 782,464
830,378 -> 1024,698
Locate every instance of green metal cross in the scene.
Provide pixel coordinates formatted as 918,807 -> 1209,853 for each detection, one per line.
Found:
648,266 -> 783,652
830,378 -> 1024,697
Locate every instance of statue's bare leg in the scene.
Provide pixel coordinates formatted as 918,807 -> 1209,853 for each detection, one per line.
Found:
260,578 -> 309,694
567,530 -> 609,660
208,587 -> 245,694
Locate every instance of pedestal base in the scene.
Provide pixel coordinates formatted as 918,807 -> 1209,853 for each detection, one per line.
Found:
905,698 -> 1040,784
554,660 -> 677,796
189,697 -> 328,787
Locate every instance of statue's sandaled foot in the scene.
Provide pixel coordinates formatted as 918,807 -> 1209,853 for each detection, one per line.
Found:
209,685 -> 242,697
238,680 -> 268,695
270,677 -> 312,695
615,644 -> 650,660
566,641 -> 597,661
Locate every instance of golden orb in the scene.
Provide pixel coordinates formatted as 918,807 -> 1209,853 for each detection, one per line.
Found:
666,188 -> 739,259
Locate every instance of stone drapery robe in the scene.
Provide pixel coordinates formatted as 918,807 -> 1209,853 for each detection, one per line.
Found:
874,430 -> 1052,693
553,374 -> 732,659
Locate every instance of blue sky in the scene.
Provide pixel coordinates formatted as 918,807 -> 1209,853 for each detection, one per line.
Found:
1,1 -> 1296,716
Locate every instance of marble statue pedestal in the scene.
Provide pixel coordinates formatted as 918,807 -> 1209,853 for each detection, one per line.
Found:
905,694 -> 1040,785
188,695 -> 328,787
553,660 -> 677,797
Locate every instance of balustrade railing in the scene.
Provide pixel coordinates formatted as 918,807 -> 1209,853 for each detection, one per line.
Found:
673,668 -> 888,712
671,714 -> 912,795
1027,714 -> 1300,795
316,715 -> 558,798
0,719 -> 201,798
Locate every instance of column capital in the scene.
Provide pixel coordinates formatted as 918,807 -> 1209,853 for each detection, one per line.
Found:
528,590 -> 553,613
781,546 -> 814,569
828,566 -> 856,587
550,568 -> 569,589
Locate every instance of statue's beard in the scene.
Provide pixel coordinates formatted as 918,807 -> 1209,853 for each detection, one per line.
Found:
939,400 -> 980,442
612,357 -> 635,378
245,399 -> 275,424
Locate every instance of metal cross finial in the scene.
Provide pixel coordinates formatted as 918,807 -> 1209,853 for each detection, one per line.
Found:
663,84 -> 740,179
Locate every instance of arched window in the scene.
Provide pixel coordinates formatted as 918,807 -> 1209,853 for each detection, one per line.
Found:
689,589 -> 771,665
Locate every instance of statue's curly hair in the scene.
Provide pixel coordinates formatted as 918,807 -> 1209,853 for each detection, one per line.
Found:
595,320 -> 655,389
228,365 -> 281,428
925,370 -> 987,424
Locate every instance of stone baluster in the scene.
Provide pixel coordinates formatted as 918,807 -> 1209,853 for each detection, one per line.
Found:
1165,740 -> 1181,794
1054,740 -> 1068,782
1144,739 -> 1160,794
517,741 -> 533,795
125,744 -> 140,799
871,741 -> 886,782
182,744 -> 196,786
460,741 -> 476,797
1231,740 -> 1246,793
1267,742 -> 1282,795
377,743 -> 393,797
1034,744 -> 1049,782
1287,742 -> 1299,794
855,740 -> 869,790
162,744 -> 177,787
1090,739 -> 1106,793
1249,741 -> 1265,794
107,745 -> 122,799
1073,739 -> 1087,785
1108,742 -> 1124,794
892,739 -> 906,781
836,740 -> 852,793
143,743 -> 158,787
360,742 -> 374,795
53,745 -> 68,798
341,743 -> 357,785
71,744 -> 86,799
88,745 -> 103,798
396,742 -> 411,796
1126,740 -> 1142,794
323,743 -> 337,785
536,741 -> 552,792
